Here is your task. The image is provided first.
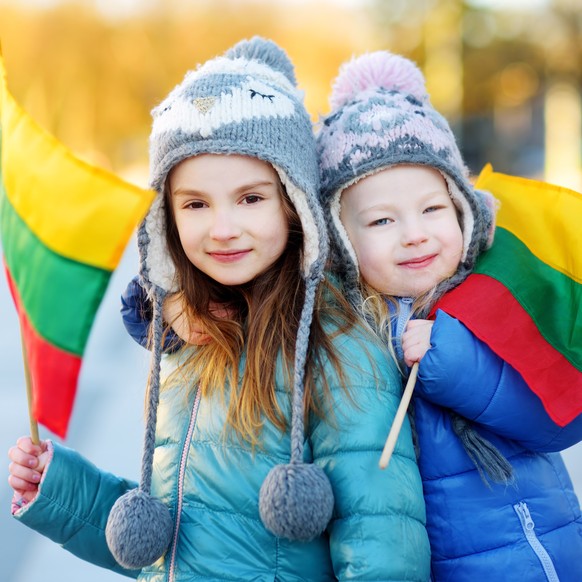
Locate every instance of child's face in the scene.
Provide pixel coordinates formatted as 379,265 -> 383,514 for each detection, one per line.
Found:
340,164 -> 463,298
168,154 -> 289,286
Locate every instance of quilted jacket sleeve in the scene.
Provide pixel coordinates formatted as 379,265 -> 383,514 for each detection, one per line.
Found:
13,441 -> 140,578
121,275 -> 182,352
417,310 -> 582,451
310,329 -> 431,582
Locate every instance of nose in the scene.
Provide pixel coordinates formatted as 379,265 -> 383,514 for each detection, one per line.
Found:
401,218 -> 428,247
209,209 -> 241,241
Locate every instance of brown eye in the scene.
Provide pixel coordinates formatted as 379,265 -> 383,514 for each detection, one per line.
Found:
186,201 -> 205,210
242,195 -> 262,205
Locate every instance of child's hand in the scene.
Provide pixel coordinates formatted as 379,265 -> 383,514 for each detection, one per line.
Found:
8,436 -> 49,504
163,294 -> 232,345
402,319 -> 434,367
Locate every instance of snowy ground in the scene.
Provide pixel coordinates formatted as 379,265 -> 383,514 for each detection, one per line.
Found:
1,240 -> 580,582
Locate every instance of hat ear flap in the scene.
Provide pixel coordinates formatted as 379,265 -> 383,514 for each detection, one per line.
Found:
106,290 -> 173,568
259,272 -> 334,540
474,189 -> 498,251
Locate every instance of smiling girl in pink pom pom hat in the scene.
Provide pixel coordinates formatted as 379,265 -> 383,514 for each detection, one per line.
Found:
317,49 -> 582,582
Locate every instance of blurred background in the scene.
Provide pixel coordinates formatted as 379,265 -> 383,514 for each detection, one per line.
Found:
0,0 -> 580,580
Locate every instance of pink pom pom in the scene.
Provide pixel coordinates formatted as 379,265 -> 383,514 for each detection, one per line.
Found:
330,52 -> 427,110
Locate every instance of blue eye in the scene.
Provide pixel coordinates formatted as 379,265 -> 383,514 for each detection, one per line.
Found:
370,218 -> 390,226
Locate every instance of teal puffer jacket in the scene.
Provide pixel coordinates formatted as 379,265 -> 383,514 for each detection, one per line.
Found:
14,324 -> 430,581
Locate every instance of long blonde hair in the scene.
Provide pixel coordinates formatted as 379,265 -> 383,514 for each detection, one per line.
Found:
163,178 -> 354,446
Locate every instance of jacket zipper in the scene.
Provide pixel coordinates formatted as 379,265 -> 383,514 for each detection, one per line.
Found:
513,501 -> 560,582
168,387 -> 202,582
392,297 -> 414,366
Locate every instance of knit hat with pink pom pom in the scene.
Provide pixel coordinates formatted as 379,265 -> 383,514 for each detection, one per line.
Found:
317,52 -> 514,488
316,51 -> 496,303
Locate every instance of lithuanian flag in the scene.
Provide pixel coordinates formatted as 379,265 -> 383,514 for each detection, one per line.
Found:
0,50 -> 154,438
435,164 -> 581,427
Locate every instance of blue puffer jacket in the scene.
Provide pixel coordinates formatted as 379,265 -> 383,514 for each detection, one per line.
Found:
14,301 -> 431,580
409,309 -> 582,582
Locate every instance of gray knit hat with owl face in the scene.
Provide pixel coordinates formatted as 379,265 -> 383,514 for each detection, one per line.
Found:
316,51 -> 496,309
105,37 -> 333,570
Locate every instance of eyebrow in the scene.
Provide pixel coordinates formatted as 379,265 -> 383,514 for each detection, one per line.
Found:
172,180 -> 278,198
353,190 -> 450,217
354,202 -> 396,217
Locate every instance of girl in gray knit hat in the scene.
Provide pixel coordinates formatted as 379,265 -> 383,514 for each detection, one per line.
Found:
317,50 -> 582,582
8,38 -> 430,581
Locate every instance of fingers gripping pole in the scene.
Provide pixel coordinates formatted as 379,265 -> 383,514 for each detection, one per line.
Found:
379,362 -> 419,470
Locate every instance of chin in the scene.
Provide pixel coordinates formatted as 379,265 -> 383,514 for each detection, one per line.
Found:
213,276 -> 254,286
401,283 -> 435,299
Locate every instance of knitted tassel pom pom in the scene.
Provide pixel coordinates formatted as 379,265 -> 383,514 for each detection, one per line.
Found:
259,461 -> 334,541
258,270 -> 334,541
105,290 -> 173,569
106,488 -> 173,569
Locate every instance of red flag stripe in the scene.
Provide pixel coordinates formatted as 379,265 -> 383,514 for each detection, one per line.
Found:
5,265 -> 80,438
434,274 -> 582,427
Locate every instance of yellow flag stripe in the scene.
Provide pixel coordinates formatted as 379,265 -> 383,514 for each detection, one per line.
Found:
475,164 -> 582,284
0,54 -> 154,271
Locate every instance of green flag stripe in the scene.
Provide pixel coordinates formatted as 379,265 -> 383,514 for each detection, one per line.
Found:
475,227 -> 582,367
1,185 -> 111,356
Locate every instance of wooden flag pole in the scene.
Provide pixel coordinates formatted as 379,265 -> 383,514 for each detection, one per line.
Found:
379,362 -> 419,470
20,330 -> 40,445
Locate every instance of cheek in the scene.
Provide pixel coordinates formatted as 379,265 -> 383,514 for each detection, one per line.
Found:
351,230 -> 387,264
440,227 -> 464,274
271,230 -> 288,260
343,224 -> 367,257
358,260 -> 378,288
266,212 -> 290,258
176,219 -> 203,253
448,226 -> 464,259
355,242 -> 389,286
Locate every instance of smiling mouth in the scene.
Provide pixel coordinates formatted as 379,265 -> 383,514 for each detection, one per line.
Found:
398,254 -> 437,269
208,250 -> 251,263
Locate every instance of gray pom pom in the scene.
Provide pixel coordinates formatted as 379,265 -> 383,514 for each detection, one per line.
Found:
106,489 -> 173,569
225,36 -> 297,86
259,463 -> 334,541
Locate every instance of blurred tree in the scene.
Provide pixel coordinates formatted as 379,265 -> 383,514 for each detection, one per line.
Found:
1,0 -> 580,181
368,0 -> 582,180
0,0 -> 382,179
